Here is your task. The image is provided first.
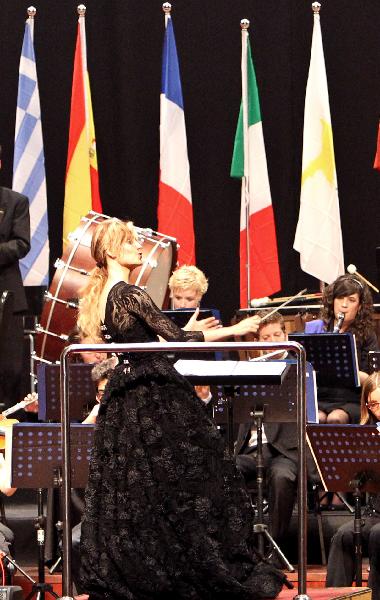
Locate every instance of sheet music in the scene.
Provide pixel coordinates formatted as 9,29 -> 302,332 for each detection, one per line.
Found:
175,359 -> 287,378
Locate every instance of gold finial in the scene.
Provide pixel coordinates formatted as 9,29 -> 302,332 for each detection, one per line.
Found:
77,4 -> 86,16
27,6 -> 36,18
162,3 -> 172,15
312,2 -> 321,14
240,19 -> 250,31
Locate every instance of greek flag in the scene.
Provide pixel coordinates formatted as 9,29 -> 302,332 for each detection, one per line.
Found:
13,10 -> 49,286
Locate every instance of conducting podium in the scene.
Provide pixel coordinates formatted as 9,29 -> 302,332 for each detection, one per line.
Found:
59,340 -> 310,600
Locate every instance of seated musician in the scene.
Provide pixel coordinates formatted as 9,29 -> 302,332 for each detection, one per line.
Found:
326,372 -> 380,599
304,274 -> 378,424
71,357 -> 116,596
0,455 -> 16,561
235,311 -> 319,552
168,265 -> 220,409
168,264 -> 209,309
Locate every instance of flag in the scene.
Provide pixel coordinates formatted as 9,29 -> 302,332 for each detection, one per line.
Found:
63,7 -> 102,243
374,121 -> 380,171
158,10 -> 195,266
293,6 -> 344,284
13,9 -> 49,286
231,25 -> 281,308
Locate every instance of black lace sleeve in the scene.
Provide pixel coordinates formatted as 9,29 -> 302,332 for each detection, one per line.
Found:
109,283 -> 204,342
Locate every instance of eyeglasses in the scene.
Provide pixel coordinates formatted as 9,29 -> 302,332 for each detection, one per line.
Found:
96,389 -> 105,400
366,402 -> 380,410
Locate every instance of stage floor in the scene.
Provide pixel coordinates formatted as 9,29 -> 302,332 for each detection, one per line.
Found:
9,564 -> 372,599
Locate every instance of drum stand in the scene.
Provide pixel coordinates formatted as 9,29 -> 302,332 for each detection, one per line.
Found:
252,410 -> 295,573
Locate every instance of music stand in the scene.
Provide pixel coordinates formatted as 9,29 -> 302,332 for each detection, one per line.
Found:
288,332 -> 360,388
0,423 -> 95,599
307,424 -> 380,585
176,358 -> 295,577
368,350 -> 380,373
37,364 -> 96,422
175,359 -> 289,454
212,361 -> 318,425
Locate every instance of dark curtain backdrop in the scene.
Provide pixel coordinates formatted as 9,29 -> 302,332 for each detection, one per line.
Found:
0,0 -> 379,322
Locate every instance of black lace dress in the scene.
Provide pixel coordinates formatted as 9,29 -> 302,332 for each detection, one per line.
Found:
80,282 -> 284,599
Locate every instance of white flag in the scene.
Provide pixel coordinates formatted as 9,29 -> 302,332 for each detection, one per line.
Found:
293,5 -> 344,284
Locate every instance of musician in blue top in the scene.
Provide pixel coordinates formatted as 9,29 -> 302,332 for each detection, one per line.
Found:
305,274 -> 378,424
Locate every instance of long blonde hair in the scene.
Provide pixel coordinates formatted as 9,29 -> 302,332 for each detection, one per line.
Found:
77,218 -> 136,340
360,371 -> 380,424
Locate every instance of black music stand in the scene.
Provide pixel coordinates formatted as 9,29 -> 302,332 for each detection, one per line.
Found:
288,332 -> 359,388
178,360 -> 303,573
307,424 -> 380,586
368,350 -> 380,373
175,359 -> 289,454
37,363 -> 96,422
0,423 -> 95,599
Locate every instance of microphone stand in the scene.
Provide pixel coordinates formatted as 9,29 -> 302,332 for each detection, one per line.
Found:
251,408 -> 294,573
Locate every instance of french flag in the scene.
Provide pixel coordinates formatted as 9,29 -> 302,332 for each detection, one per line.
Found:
158,9 -> 195,266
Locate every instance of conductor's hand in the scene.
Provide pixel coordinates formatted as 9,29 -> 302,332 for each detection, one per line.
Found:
183,308 -> 221,332
233,315 -> 261,337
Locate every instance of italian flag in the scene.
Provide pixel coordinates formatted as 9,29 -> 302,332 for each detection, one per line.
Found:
231,29 -> 281,308
63,8 -> 102,244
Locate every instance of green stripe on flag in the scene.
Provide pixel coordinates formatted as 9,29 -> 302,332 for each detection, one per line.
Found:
230,39 -> 262,178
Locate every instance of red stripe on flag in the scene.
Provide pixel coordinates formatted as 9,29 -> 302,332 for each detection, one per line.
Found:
374,122 -> 380,171
240,205 -> 281,307
158,180 -> 195,265
66,26 -> 85,175
90,165 -> 102,213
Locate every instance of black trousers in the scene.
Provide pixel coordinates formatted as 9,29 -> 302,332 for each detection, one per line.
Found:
326,515 -> 380,600
236,444 -> 297,543
0,313 -> 24,409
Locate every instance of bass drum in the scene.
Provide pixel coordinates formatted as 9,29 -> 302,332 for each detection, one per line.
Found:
35,211 -> 178,363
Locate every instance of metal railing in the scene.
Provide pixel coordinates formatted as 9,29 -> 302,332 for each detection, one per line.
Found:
59,340 -> 309,600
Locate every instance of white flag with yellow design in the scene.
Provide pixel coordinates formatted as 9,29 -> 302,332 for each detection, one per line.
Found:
293,6 -> 344,284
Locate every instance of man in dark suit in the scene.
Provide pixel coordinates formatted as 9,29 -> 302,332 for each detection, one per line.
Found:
0,144 -> 30,409
235,311 -> 319,547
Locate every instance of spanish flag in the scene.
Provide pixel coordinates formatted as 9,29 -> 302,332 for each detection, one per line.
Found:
63,6 -> 102,243
374,121 -> 380,171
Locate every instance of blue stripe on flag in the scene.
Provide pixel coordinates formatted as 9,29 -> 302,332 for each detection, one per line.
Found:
17,74 -> 36,111
161,17 -> 184,110
21,19 -> 34,60
13,113 -> 38,172
21,149 -> 45,200
20,213 -> 49,284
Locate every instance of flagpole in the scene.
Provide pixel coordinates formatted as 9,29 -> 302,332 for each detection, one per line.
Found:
312,3 -> 326,297
77,5 -> 90,141
241,19 -> 250,308
163,2 -> 171,28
